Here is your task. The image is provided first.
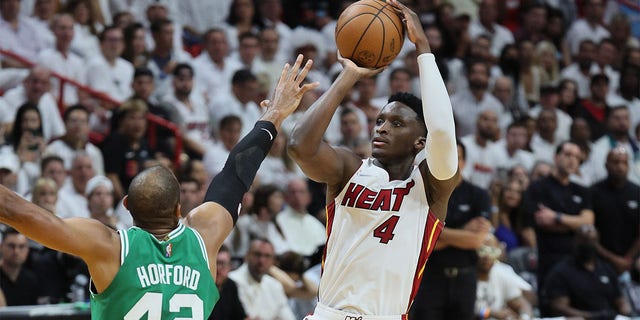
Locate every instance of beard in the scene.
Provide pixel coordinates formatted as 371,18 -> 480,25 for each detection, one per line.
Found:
574,242 -> 598,265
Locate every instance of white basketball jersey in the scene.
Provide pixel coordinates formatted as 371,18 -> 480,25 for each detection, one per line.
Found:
319,159 -> 443,316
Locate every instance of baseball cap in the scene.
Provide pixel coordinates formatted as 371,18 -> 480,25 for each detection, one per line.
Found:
85,175 -> 114,197
0,152 -> 20,173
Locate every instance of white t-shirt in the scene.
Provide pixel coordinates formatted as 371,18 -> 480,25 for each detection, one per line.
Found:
44,140 -> 105,176
476,261 -> 532,318
37,48 -> 86,106
84,55 -> 134,102
0,86 -> 66,141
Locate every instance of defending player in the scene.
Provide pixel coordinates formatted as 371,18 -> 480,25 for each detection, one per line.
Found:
287,1 -> 459,319
0,55 -> 318,319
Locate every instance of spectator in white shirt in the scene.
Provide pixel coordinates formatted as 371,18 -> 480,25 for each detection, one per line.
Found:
224,0 -> 261,52
142,2 -> 184,55
176,0 -> 232,35
565,0 -> 610,55
494,122 -> 536,174
258,0 -> 292,58
40,155 -> 67,189
452,60 -> 503,137
162,63 -> 211,159
0,0 -> 48,66
561,40 -> 597,99
31,0 -> 57,48
475,234 -> 533,320
529,84 -> 573,142
193,28 -> 243,101
469,0 -> 515,58
0,67 -> 65,141
253,27 -> 287,94
44,105 -> 104,175
209,69 -> 262,138
609,67 -> 640,137
462,109 -> 501,189
65,0 -> 102,59
591,38 -> 620,94
228,238 -> 296,320
531,109 -> 561,163
276,178 -> 326,256
85,25 -> 134,103
203,115 -> 242,178
37,14 -> 86,107
56,152 -> 95,219
230,32 -> 261,71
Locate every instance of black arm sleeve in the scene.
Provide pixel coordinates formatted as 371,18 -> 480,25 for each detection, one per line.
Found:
203,121 -> 277,224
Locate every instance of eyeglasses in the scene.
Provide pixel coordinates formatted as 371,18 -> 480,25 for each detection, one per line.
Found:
477,245 -> 502,258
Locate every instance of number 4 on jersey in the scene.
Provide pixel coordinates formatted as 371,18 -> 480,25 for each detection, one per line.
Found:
373,215 -> 400,244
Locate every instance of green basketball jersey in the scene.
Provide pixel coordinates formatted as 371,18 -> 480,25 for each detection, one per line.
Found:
90,223 -> 219,319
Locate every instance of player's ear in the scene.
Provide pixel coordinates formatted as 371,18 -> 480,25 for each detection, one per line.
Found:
175,204 -> 182,218
123,195 -> 129,210
414,136 -> 426,151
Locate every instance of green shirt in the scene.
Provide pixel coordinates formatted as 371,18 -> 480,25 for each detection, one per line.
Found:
90,223 -> 219,319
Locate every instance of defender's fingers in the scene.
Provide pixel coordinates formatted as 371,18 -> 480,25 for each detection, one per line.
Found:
288,54 -> 304,82
299,82 -> 320,94
278,63 -> 291,86
295,59 -> 314,84
260,100 -> 271,108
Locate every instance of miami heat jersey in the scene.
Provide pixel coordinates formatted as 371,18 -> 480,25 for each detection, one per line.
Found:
319,158 -> 443,316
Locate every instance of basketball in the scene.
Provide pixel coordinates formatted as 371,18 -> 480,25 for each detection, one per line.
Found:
335,0 -> 405,68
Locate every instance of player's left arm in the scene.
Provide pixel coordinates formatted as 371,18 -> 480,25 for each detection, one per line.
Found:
391,0 -> 459,221
186,55 -> 318,260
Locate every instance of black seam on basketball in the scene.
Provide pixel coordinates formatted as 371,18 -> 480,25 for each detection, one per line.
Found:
335,12 -> 375,38
350,2 -> 390,65
351,2 -> 404,39
374,15 -> 385,67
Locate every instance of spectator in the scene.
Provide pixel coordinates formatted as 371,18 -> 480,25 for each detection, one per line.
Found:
230,32 -> 261,71
493,121 -> 536,178
492,76 -> 520,133
8,103 -> 47,195
610,67 -> 640,137
256,131 -> 301,190
82,175 -> 118,229
522,141 -> 594,314
31,177 -> 58,214
224,0 -> 261,52
0,67 -> 66,142
178,176 -> 201,219
209,244 -> 247,320
529,84 -> 573,142
228,238 -> 296,320
209,69 -> 262,138
45,105 -> 105,175
193,29 -> 243,101
543,224 -> 632,318
0,0 -> 48,65
590,106 -> 640,185
203,115 -> 242,178
162,63 -> 211,159
121,23 -> 149,68
335,107 -> 364,149
576,74 -> 613,141
451,60 -> 502,137
85,25 -> 134,102
65,0 -> 103,59
518,40 -> 542,105
461,109 -> 500,189
0,228 -> 39,306
561,40 -> 597,99
146,18 -> 191,100
257,0 -> 292,57
352,76 -> 381,135
233,184 -> 289,256
608,13 -> 640,51
37,14 -> 86,107
411,142 -> 492,320
254,27 -> 287,91
101,99 -> 155,200
39,155 -> 67,189
514,3 -> 547,44
142,1 -> 183,56
468,0 -> 514,58
475,234 -> 533,320
534,41 -> 561,87
494,179 -> 530,251
371,68 -> 414,109
273,251 -> 319,319
592,148 -> 640,274
558,79 -> 580,117
530,109 -> 560,163
591,39 -> 620,94
56,152 -> 95,219
565,0 -> 610,55
275,178 -> 326,256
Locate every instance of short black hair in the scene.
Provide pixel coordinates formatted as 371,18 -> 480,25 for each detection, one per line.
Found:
134,67 -> 154,79
388,92 -> 424,123
150,18 -> 172,34
99,25 -> 121,42
251,184 -> 281,214
219,115 -> 242,130
590,73 -> 609,86
232,69 -> 257,85
63,104 -> 90,122
1,227 -> 20,241
41,155 -> 64,172
172,63 -> 194,77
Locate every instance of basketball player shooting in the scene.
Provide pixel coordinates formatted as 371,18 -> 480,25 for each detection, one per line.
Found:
288,1 -> 459,319
0,55 -> 318,319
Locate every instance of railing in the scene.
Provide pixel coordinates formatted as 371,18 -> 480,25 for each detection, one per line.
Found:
0,49 -> 183,168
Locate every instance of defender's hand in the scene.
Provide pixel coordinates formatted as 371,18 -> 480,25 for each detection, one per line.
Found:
262,54 -> 320,119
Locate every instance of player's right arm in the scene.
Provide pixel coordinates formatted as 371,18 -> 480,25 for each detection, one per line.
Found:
0,185 -> 121,292
288,56 -> 383,194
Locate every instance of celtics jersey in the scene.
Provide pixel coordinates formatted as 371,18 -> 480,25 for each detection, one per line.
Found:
90,223 -> 219,319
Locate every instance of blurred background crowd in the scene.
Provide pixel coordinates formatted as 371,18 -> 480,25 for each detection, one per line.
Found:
0,0 -> 639,319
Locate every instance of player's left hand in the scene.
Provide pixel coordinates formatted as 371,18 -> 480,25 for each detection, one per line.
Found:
261,54 -> 319,117
388,0 -> 430,54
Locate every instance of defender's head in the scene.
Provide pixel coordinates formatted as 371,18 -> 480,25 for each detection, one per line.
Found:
124,166 -> 180,229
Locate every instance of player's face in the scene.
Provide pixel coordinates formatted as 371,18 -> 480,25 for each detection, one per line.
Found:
372,102 -> 424,161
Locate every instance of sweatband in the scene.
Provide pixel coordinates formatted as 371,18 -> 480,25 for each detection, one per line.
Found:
204,121 -> 277,224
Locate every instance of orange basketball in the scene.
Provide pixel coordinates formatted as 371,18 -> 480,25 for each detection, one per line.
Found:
335,0 -> 405,68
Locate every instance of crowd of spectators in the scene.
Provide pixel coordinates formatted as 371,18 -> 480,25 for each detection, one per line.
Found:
0,0 -> 639,319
